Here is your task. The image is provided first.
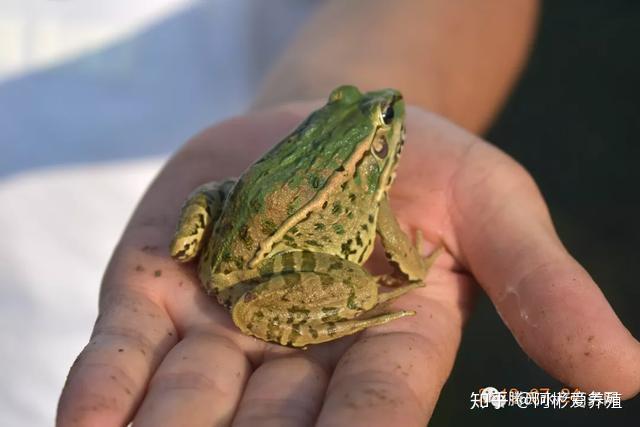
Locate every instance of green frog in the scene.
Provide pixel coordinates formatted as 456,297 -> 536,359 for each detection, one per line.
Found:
170,85 -> 439,347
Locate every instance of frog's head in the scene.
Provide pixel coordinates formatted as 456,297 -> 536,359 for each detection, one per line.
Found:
328,85 -> 406,203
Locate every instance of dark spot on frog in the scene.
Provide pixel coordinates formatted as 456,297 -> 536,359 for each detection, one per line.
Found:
110,375 -> 117,381
587,335 -> 594,342
140,348 -> 146,356
322,201 -> 328,209
327,322 -> 337,336
357,246 -> 367,263
308,326 -> 319,339
125,387 -> 132,395
329,261 -> 343,270
309,174 -> 323,189
196,213 -> 206,230
168,331 -> 173,337
261,219 -> 277,235
332,202 -> 343,215
341,240 -> 356,257
154,270 -> 162,277
368,214 -> 375,223
135,265 -> 145,272
118,348 -> 124,353
244,292 -> 257,302
584,351 -> 591,356
178,281 -> 183,287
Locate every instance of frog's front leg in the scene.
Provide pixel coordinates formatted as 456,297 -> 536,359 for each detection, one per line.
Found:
170,179 -> 236,261
376,197 -> 442,284
228,252 -> 417,347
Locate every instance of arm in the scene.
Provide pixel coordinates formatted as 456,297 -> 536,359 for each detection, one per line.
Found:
254,0 -> 540,133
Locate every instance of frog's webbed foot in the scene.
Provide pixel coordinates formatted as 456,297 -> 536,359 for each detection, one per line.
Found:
170,179 -> 236,262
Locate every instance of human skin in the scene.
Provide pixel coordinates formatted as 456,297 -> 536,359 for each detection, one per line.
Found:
57,1 -> 640,426
254,0 -> 541,134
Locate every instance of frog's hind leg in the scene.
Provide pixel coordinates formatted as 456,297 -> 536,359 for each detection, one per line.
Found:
303,281 -> 423,346
170,179 -> 236,262
231,271 -> 416,347
299,310 -> 415,347
232,252 -> 420,347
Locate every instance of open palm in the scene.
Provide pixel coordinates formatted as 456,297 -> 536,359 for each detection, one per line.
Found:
58,104 -> 640,427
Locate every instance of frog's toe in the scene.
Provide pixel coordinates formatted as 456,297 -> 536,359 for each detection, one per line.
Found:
301,310 -> 416,346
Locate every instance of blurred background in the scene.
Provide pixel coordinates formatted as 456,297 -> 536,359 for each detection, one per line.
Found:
0,1 -> 316,424
0,0 -> 637,425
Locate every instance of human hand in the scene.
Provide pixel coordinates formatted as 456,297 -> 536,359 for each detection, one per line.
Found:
57,104 -> 640,426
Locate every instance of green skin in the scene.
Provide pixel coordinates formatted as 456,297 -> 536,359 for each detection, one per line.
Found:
170,85 -> 439,347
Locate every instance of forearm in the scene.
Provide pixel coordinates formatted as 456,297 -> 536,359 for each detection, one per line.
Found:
253,0 -> 539,134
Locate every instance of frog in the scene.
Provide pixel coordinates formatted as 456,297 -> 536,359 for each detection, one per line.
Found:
170,85 -> 440,347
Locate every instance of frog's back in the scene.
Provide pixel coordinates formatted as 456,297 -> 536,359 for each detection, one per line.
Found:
205,101 -> 375,275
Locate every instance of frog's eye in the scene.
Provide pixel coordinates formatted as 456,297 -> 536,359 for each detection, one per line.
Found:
381,105 -> 394,125
372,138 -> 388,159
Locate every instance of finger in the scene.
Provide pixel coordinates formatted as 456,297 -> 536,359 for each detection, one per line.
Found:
231,342 -> 347,427
231,351 -> 331,427
316,266 -> 475,427
447,129 -> 640,397
57,290 -> 177,426
133,330 -> 251,427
